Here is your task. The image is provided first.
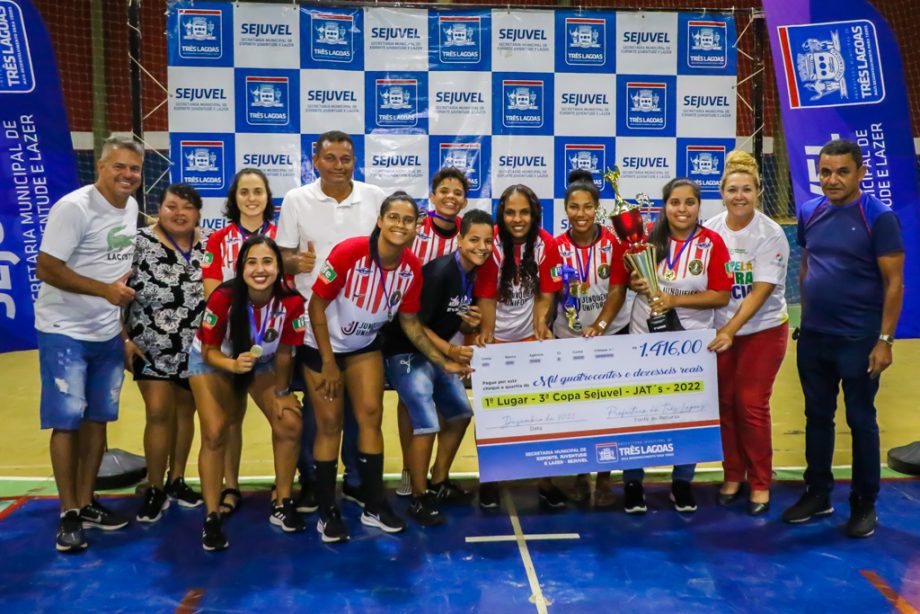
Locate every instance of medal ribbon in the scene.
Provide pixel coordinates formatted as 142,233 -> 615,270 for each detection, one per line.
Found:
570,226 -> 598,290
454,251 -> 473,305
160,227 -> 193,265
664,226 -> 699,278
248,298 -> 274,348
372,251 -> 396,320
560,264 -> 580,312
237,221 -> 269,240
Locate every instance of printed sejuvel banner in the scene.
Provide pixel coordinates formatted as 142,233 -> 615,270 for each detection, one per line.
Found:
763,0 -> 920,338
0,0 -> 79,352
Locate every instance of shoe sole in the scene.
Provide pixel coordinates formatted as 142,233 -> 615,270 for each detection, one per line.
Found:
316,520 -> 348,543
296,504 -> 319,514
478,501 -> 499,509
342,493 -> 366,509
670,494 -> 698,513
56,540 -> 88,553
137,499 -> 171,523
847,525 -> 877,538
360,513 -> 406,533
624,506 -> 647,514
783,507 -> 835,524
539,497 -> 567,509
81,519 -> 129,531
269,515 -> 305,533
170,496 -> 204,509
202,541 -> 229,552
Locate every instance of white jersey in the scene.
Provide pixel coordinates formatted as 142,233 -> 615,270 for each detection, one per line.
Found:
704,210 -> 789,335
35,185 -> 138,341
276,179 -> 385,300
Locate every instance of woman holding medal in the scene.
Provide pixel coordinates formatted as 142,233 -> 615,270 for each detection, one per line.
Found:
190,235 -> 306,551
553,170 -> 630,508
474,184 -> 566,509
201,168 -> 276,518
302,191 -> 468,543
704,151 -> 789,516
125,184 -> 207,521
624,178 -> 732,514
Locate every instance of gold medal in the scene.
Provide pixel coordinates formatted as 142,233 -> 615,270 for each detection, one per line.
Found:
249,344 -> 263,358
581,282 -> 590,295
664,270 -> 676,282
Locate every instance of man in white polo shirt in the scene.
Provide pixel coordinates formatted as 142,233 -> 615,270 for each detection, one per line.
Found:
35,136 -> 143,553
277,130 -> 386,512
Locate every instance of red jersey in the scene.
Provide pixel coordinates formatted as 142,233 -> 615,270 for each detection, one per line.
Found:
474,227 -> 562,342
203,222 -> 278,282
195,287 -> 305,363
307,236 -> 422,353
412,215 -> 461,265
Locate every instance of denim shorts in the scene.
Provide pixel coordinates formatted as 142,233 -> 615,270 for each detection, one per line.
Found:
38,331 -> 125,430
384,352 -> 472,435
186,346 -> 274,377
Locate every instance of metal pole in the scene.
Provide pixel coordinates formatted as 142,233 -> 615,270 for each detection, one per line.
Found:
128,0 -> 145,212
752,12 -> 765,170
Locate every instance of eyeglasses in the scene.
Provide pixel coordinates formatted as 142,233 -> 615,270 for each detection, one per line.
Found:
383,212 -> 418,227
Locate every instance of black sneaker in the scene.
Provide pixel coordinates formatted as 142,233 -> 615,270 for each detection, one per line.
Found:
342,481 -> 366,509
408,494 -> 446,527
361,500 -> 406,533
202,512 -> 229,551
317,507 -> 349,543
782,489 -> 834,524
478,482 -> 500,509
846,494 -> 877,538
395,469 -> 412,498
428,478 -> 473,505
166,477 -> 203,509
670,480 -> 698,513
80,499 -> 129,531
56,509 -> 87,553
270,497 -> 306,533
623,480 -> 647,514
538,484 -> 569,509
136,487 -> 170,523
295,481 -> 318,514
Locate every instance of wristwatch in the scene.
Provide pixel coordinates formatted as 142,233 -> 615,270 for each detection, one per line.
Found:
879,334 -> 895,346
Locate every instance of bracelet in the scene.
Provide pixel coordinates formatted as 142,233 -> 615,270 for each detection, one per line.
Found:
596,320 -> 608,331
274,387 -> 292,397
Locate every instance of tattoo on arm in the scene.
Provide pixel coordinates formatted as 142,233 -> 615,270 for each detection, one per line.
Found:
400,313 -> 447,368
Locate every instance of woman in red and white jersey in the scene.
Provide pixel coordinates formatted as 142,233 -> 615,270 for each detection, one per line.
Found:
474,184 -> 566,509
554,170 -> 630,508
302,191 -> 468,544
625,178 -> 732,515
200,168 -> 276,518
189,235 -> 306,551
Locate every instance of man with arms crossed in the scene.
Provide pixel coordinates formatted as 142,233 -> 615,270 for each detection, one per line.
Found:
277,131 -> 386,511
783,139 -> 904,538
36,136 -> 143,552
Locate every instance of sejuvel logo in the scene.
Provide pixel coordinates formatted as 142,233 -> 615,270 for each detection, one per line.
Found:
178,8 -> 222,60
565,144 -> 605,189
778,20 -> 885,109
503,80 -> 545,129
375,79 -> 418,127
311,13 -> 354,63
440,143 -> 481,190
439,16 -> 481,64
0,1 -> 35,93
626,82 -> 667,130
687,20 -> 727,69
246,76 -> 290,126
565,18 -> 605,66
180,140 -> 224,189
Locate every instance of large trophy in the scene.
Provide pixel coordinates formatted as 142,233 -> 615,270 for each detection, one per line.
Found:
604,166 -> 681,333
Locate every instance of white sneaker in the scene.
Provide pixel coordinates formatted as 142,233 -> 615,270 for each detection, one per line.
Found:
395,469 -> 412,497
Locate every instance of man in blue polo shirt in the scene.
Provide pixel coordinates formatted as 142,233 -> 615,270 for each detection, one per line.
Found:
782,139 -> 904,538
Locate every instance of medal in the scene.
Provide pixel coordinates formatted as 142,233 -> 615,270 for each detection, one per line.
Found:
247,298 -> 274,359
249,344 -> 264,358
663,227 -> 698,284
664,270 -> 676,281
580,282 -> 590,295
373,250 -> 398,322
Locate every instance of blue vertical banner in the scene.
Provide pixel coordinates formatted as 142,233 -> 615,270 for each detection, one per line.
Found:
0,0 -> 78,352
763,0 -> 920,337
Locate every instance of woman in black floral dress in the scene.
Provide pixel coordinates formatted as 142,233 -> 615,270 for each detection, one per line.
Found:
125,184 -> 209,522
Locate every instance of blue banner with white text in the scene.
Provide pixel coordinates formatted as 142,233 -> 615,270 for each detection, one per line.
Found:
763,0 -> 920,338
0,0 -> 78,351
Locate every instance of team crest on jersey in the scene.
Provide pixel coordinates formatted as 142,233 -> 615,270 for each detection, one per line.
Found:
263,328 -> 279,343
204,252 -> 214,265
390,290 -> 403,306
778,20 -> 884,108
549,266 -> 562,282
398,270 -> 413,279
293,315 -> 306,332
687,20 -> 727,69
597,264 -> 610,280
688,259 -> 704,276
202,310 -> 218,329
320,262 -> 337,282
355,266 -> 372,275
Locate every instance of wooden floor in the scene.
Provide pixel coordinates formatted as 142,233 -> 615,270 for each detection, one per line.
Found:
3,332 -> 920,479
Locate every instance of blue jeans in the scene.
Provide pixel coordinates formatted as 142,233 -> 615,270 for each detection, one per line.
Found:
384,353 -> 472,435
38,331 -> 124,430
295,371 -> 360,488
622,465 -> 696,483
797,329 -> 881,500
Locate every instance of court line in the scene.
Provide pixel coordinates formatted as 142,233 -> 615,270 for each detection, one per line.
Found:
465,533 -> 580,543
0,497 -> 29,522
860,570 -> 919,613
175,588 -> 206,614
502,488 -> 550,614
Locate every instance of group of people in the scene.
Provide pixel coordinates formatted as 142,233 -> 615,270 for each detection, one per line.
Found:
35,132 -> 902,554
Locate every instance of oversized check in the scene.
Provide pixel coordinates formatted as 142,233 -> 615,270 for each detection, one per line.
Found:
470,329 -> 722,482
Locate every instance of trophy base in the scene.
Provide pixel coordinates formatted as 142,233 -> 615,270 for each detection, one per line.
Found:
648,309 -> 683,333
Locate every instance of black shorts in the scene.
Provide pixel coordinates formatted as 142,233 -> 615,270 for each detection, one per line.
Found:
132,356 -> 191,391
297,337 -> 382,374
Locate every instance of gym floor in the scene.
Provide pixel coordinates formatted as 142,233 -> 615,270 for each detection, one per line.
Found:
1,329 -> 919,612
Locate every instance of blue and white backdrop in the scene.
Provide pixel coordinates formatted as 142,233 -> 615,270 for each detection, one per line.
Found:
166,2 -> 737,233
